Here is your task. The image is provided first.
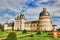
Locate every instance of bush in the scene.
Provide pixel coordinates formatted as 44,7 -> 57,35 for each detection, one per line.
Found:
22,29 -> 27,34
36,31 -> 41,35
16,28 -> 19,31
1,29 -> 4,32
6,32 -> 17,40
30,34 -> 34,37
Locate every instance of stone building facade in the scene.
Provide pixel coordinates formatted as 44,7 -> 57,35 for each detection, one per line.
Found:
4,8 -> 53,31
39,8 -> 53,31
14,14 -> 26,30
14,8 -> 53,31
4,22 -> 13,30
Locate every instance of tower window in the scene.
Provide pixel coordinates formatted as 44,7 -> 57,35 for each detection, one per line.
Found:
33,24 -> 35,26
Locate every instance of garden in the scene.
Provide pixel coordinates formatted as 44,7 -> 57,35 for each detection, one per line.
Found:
0,30 -> 60,40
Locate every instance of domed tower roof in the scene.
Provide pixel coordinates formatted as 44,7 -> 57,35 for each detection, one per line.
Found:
40,8 -> 50,16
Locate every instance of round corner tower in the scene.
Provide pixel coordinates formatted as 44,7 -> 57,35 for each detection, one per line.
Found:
39,8 -> 53,31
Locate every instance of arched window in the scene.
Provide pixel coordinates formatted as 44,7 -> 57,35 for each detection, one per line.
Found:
37,24 -> 39,26
33,24 -> 35,26
30,25 -> 32,27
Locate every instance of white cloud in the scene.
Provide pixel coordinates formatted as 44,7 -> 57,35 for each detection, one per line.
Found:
0,0 -> 60,28
42,0 -> 49,2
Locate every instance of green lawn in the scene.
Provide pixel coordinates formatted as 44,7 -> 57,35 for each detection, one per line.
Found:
20,32 -> 60,40
0,30 -> 32,39
0,30 -> 60,40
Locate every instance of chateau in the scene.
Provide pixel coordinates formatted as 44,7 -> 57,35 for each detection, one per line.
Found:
4,8 -> 53,31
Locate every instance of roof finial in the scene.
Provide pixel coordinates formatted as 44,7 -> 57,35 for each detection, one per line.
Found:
43,8 -> 47,12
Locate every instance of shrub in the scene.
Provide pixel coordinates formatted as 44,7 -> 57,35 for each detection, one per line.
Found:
36,31 -> 41,35
30,34 -> 34,37
22,29 -> 27,34
16,28 -> 19,31
1,29 -> 4,32
6,32 -> 17,40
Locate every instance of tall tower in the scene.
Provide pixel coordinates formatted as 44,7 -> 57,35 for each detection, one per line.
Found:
14,14 -> 26,30
39,8 -> 53,31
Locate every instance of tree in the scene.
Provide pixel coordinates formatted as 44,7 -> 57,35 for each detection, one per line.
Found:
0,24 -> 2,29
57,28 -> 60,31
0,24 -> 4,31
11,22 -> 14,30
11,22 -> 14,27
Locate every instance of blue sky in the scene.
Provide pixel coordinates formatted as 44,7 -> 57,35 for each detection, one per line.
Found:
0,0 -> 60,28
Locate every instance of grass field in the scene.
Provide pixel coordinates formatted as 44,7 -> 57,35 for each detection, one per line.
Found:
20,32 -> 60,40
0,30 -> 60,40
